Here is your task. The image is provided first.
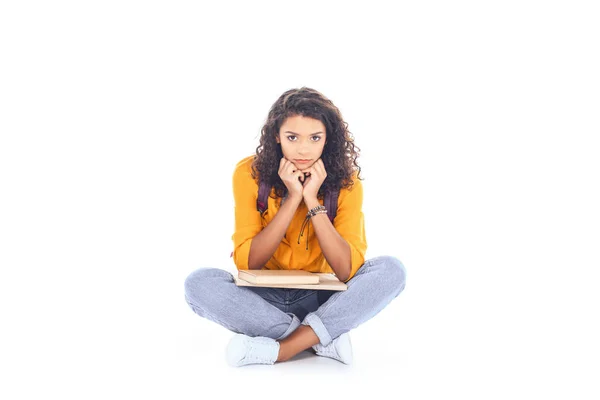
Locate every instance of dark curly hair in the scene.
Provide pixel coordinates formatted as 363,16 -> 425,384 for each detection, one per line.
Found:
251,87 -> 363,200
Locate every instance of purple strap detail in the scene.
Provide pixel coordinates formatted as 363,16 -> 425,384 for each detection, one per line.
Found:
257,180 -> 271,213
324,190 -> 339,223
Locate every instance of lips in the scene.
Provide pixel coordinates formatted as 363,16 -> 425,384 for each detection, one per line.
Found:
294,159 -> 311,163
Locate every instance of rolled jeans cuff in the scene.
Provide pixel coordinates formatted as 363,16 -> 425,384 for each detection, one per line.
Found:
302,313 -> 332,347
276,313 -> 302,340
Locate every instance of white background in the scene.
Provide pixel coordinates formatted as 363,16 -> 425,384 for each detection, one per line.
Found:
1,1 -> 599,398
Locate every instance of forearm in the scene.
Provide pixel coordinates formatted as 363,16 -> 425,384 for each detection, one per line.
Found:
304,197 -> 351,281
248,194 -> 303,270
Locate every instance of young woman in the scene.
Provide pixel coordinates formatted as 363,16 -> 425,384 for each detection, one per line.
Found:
184,87 -> 406,367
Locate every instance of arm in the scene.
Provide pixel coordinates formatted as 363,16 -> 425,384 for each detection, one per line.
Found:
247,194 -> 303,270
300,159 -> 367,282
233,157 -> 307,271
304,197 -> 352,281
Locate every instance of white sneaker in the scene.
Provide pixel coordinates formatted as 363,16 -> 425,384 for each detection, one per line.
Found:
225,334 -> 280,367
312,332 -> 353,364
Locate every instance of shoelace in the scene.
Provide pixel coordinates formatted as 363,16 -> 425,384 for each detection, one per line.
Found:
297,205 -> 327,250
245,339 -> 277,363
297,215 -> 311,250
314,341 -> 338,358
279,192 -> 311,249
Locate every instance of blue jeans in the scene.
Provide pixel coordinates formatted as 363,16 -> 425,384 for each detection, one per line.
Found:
184,255 -> 406,346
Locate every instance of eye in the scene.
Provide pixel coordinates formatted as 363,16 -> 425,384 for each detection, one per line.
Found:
286,136 -> 322,142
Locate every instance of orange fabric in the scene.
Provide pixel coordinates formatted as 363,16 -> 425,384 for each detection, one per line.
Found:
231,155 -> 367,282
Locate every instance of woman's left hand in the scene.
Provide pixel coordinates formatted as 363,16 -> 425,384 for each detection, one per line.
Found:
301,158 -> 327,201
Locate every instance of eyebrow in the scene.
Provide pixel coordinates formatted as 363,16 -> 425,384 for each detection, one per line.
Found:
284,131 -> 324,136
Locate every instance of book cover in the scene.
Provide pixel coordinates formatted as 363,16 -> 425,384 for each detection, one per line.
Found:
234,272 -> 347,291
238,269 -> 320,285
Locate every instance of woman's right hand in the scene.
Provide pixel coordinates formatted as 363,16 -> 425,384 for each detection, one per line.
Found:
278,157 -> 306,200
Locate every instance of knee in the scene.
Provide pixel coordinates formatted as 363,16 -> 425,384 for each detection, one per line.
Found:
184,267 -> 231,304
378,256 -> 407,294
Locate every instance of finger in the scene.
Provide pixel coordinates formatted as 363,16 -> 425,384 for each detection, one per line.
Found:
303,165 -> 317,177
298,164 -> 312,173
301,168 -> 310,177
283,159 -> 296,174
313,160 -> 325,175
279,157 -> 288,173
297,171 -> 307,183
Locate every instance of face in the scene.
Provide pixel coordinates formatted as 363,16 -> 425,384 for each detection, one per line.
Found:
276,115 -> 327,171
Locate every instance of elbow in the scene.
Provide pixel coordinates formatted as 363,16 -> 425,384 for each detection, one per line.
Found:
339,272 -> 351,283
247,241 -> 263,270
247,256 -> 261,270
336,251 -> 352,282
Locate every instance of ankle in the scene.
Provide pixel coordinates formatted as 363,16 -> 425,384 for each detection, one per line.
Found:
276,342 -> 289,362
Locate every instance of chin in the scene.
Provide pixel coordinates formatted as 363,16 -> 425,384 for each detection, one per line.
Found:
294,161 -> 314,169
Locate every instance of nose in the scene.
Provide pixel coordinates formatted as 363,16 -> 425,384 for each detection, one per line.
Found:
298,141 -> 310,155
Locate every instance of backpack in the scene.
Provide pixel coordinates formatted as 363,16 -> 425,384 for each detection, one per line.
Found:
256,180 -> 339,223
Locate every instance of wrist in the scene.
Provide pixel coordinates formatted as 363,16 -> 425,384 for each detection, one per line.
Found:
288,193 -> 304,205
303,196 -> 320,209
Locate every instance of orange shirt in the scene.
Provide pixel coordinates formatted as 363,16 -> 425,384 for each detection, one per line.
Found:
231,155 -> 367,282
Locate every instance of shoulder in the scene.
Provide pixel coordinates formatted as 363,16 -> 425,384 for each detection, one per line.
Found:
340,170 -> 362,193
233,155 -> 256,173
233,155 -> 256,177
233,155 -> 258,188
337,170 -> 363,203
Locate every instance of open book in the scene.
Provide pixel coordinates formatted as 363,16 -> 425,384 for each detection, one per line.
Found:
235,269 -> 347,291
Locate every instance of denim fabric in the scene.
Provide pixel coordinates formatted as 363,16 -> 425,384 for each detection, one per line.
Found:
184,255 -> 406,346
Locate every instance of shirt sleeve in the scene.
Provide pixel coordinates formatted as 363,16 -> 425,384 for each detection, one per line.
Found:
231,162 -> 263,271
334,176 -> 368,282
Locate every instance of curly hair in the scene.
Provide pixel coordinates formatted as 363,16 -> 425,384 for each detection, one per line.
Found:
251,87 -> 363,200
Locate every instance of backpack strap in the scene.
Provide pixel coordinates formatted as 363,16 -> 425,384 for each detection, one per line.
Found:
324,189 -> 339,223
257,180 -> 271,214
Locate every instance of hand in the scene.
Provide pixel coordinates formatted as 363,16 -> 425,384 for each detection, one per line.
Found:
278,157 -> 306,200
300,158 -> 327,201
